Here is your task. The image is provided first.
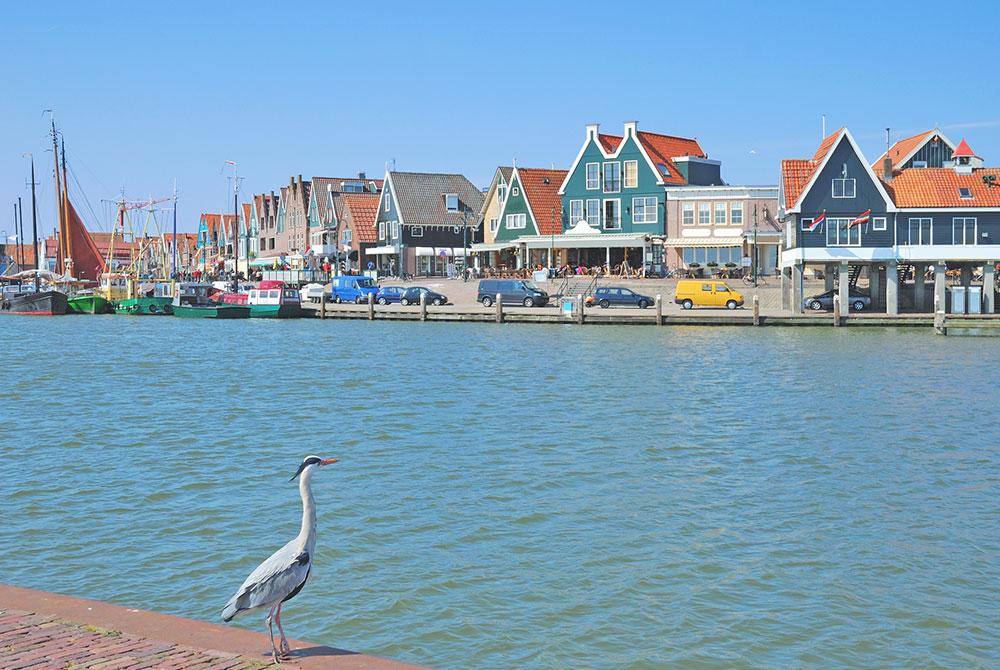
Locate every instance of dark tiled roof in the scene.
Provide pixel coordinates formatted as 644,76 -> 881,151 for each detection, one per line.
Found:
389,171 -> 484,227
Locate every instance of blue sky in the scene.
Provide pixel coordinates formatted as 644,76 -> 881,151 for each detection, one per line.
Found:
2,1 -> 998,234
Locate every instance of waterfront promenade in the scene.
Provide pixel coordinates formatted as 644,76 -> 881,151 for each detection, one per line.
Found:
0,584 -> 429,670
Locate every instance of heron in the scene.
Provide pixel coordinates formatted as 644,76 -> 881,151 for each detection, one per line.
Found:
222,455 -> 339,662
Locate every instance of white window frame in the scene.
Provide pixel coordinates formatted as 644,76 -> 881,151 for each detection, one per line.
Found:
383,195 -> 391,212
506,213 -> 526,230
378,221 -> 385,239
586,199 -> 600,228
623,160 -> 639,189
714,202 -> 727,226
511,187 -> 519,197
906,217 -> 932,245
585,163 -> 599,190
730,202 -> 743,226
602,161 -> 621,193
498,184 -> 507,203
682,202 -> 695,226
952,217 -> 977,245
569,199 -> 584,225
602,199 -> 621,230
832,178 -> 856,198
411,225 -> 424,237
631,196 -> 657,225
825,217 -> 860,247
800,218 -> 814,232
392,221 -> 400,239
698,202 -> 711,225
872,216 -> 887,231
445,194 -> 459,212
489,218 -> 498,233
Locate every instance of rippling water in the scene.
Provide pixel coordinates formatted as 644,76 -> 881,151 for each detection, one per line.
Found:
1,316 -> 998,669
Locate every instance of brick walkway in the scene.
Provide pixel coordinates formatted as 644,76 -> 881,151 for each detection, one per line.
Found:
0,585 -> 429,670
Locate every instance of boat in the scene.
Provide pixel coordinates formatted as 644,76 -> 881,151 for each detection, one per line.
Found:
66,290 -> 112,314
171,282 -> 249,318
2,287 -> 69,315
222,280 -> 304,318
113,281 -> 175,315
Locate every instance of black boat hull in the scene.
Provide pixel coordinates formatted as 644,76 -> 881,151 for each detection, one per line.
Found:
3,290 -> 69,315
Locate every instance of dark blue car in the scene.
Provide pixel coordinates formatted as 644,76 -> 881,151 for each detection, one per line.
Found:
376,286 -> 405,305
586,286 -> 654,309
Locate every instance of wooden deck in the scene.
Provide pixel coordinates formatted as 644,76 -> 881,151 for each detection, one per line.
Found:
0,583 -> 430,670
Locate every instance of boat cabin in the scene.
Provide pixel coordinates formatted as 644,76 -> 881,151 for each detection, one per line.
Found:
172,283 -> 215,307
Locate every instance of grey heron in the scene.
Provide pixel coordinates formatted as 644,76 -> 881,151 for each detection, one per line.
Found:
222,455 -> 339,661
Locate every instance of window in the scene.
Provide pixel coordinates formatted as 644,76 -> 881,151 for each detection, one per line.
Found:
872,217 -> 887,231
682,203 -> 695,225
445,194 -> 459,212
392,221 -> 400,239
586,199 -> 600,227
379,222 -> 385,239
602,199 -> 621,230
702,284 -> 713,292
586,163 -> 599,190
511,187 -> 519,197
569,200 -> 584,225
506,213 -> 526,229
624,160 -> 639,188
953,217 -> 976,245
632,196 -> 658,224
411,225 -> 424,237
698,203 -> 711,225
825,217 -> 860,246
906,217 -> 932,245
603,162 -> 621,193
714,202 -> 727,225
800,218 -> 814,232
656,163 -> 670,177
383,195 -> 390,212
959,188 -> 973,199
498,184 -> 507,203
731,202 -> 743,226
832,178 -> 856,198
912,160 -> 928,168
489,218 -> 498,233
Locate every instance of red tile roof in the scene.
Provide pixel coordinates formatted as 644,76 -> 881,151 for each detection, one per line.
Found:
342,193 -> 380,243
781,128 -> 845,208
596,131 -> 706,186
885,168 -> 1000,208
952,138 -> 976,158
871,129 -> 943,173
517,168 -> 567,235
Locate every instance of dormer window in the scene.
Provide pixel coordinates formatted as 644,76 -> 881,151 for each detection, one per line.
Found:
832,178 -> 856,198
959,187 -> 973,199
912,160 -> 928,168
656,162 -> 670,177
445,194 -> 459,212
498,183 -> 507,203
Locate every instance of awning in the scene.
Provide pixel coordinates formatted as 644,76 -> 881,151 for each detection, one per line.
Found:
365,245 -> 397,256
250,256 -> 284,267
469,242 -> 515,252
414,247 -> 469,257
517,233 -> 649,249
663,238 -> 743,248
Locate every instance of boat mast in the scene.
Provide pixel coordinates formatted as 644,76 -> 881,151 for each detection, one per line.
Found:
29,156 -> 39,292
50,120 -> 66,276
172,182 -> 178,280
60,136 -> 74,278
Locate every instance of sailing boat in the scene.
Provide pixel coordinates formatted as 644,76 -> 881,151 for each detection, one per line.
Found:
2,151 -> 68,316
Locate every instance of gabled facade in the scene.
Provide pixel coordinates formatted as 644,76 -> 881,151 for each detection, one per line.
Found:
491,166 -> 566,267
872,128 -> 956,178
780,128 -> 999,315
278,176 -> 310,256
370,171 -> 484,276
338,192 -> 380,272
306,175 -> 383,260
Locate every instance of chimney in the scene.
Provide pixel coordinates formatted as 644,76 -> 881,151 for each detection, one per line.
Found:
289,176 -> 294,190
585,123 -> 600,141
881,128 -> 893,182
624,120 -> 638,136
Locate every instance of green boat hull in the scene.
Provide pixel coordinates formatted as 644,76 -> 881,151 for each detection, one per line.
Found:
172,305 -> 250,319
248,304 -> 303,318
114,297 -> 173,315
67,295 -> 112,314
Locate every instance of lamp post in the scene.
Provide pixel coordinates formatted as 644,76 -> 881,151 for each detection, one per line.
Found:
752,204 -> 760,287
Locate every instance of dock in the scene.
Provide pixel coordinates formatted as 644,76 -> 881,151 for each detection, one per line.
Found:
0,583 -> 430,670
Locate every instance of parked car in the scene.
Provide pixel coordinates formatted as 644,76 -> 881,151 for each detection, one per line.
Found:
478,279 -> 549,307
375,286 -> 406,305
400,286 -> 448,306
803,289 -> 870,312
674,279 -> 744,310
301,283 -> 325,303
330,275 -> 378,304
586,286 -> 654,309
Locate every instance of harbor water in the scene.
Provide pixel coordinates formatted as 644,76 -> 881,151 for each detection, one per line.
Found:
1,316 -> 998,669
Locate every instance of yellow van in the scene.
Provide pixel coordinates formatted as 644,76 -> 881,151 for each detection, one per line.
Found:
674,279 -> 744,310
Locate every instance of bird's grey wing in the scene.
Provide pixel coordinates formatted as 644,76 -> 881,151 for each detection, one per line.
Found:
222,542 -> 310,620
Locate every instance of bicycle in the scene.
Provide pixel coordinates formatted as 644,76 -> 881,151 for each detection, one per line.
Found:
742,274 -> 767,286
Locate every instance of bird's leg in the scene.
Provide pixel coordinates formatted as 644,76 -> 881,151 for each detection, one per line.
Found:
275,603 -> 292,657
265,605 -> 280,664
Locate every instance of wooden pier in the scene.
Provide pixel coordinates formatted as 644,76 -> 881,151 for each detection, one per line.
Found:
0,583 -> 430,670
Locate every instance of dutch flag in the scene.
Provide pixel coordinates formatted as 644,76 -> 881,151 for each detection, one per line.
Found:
849,209 -> 871,228
807,211 -> 825,232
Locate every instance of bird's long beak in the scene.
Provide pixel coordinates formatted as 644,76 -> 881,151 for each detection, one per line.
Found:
320,458 -> 339,467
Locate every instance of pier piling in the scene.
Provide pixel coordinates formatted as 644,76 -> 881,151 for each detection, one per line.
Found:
420,291 -> 427,322
320,292 -> 326,320
368,292 -> 374,320
935,310 -> 947,335
753,294 -> 760,326
577,294 -> 584,325
495,293 -> 503,323
833,294 -> 841,327
656,294 -> 662,325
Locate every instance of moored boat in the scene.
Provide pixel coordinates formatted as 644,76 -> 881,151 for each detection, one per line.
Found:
222,280 -> 303,318
67,292 -> 112,314
2,289 -> 69,315
171,282 -> 249,318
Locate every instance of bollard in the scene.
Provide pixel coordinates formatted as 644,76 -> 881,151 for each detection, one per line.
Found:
320,291 -> 326,320
577,294 -> 584,325
833,294 -> 840,327
495,293 -> 503,323
420,290 -> 427,322
934,310 -> 947,336
367,292 -> 374,320
655,293 -> 662,325
753,294 -> 760,326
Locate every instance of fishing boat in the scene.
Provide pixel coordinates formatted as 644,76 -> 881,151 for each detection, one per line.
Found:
66,289 -> 112,314
114,280 -> 175,315
171,282 -> 249,318
2,285 -> 69,315
222,280 -> 303,318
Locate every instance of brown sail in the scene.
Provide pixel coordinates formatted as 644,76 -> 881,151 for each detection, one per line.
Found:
64,199 -> 107,282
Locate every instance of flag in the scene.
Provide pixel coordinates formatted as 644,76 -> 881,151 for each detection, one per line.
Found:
849,209 -> 871,228
807,211 -> 825,232
225,160 -> 237,165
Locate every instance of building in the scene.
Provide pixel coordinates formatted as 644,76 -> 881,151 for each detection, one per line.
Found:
306,174 -> 383,264
338,192 -> 381,272
196,214 -> 237,271
484,166 -> 567,268
779,127 -> 1000,314
474,167 -> 514,268
279,176 -> 311,256
252,191 -> 280,258
554,121 -> 720,270
664,185 -> 781,276
368,171 -> 484,276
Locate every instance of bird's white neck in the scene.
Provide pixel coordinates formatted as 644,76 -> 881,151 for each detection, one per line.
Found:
296,467 -> 317,554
